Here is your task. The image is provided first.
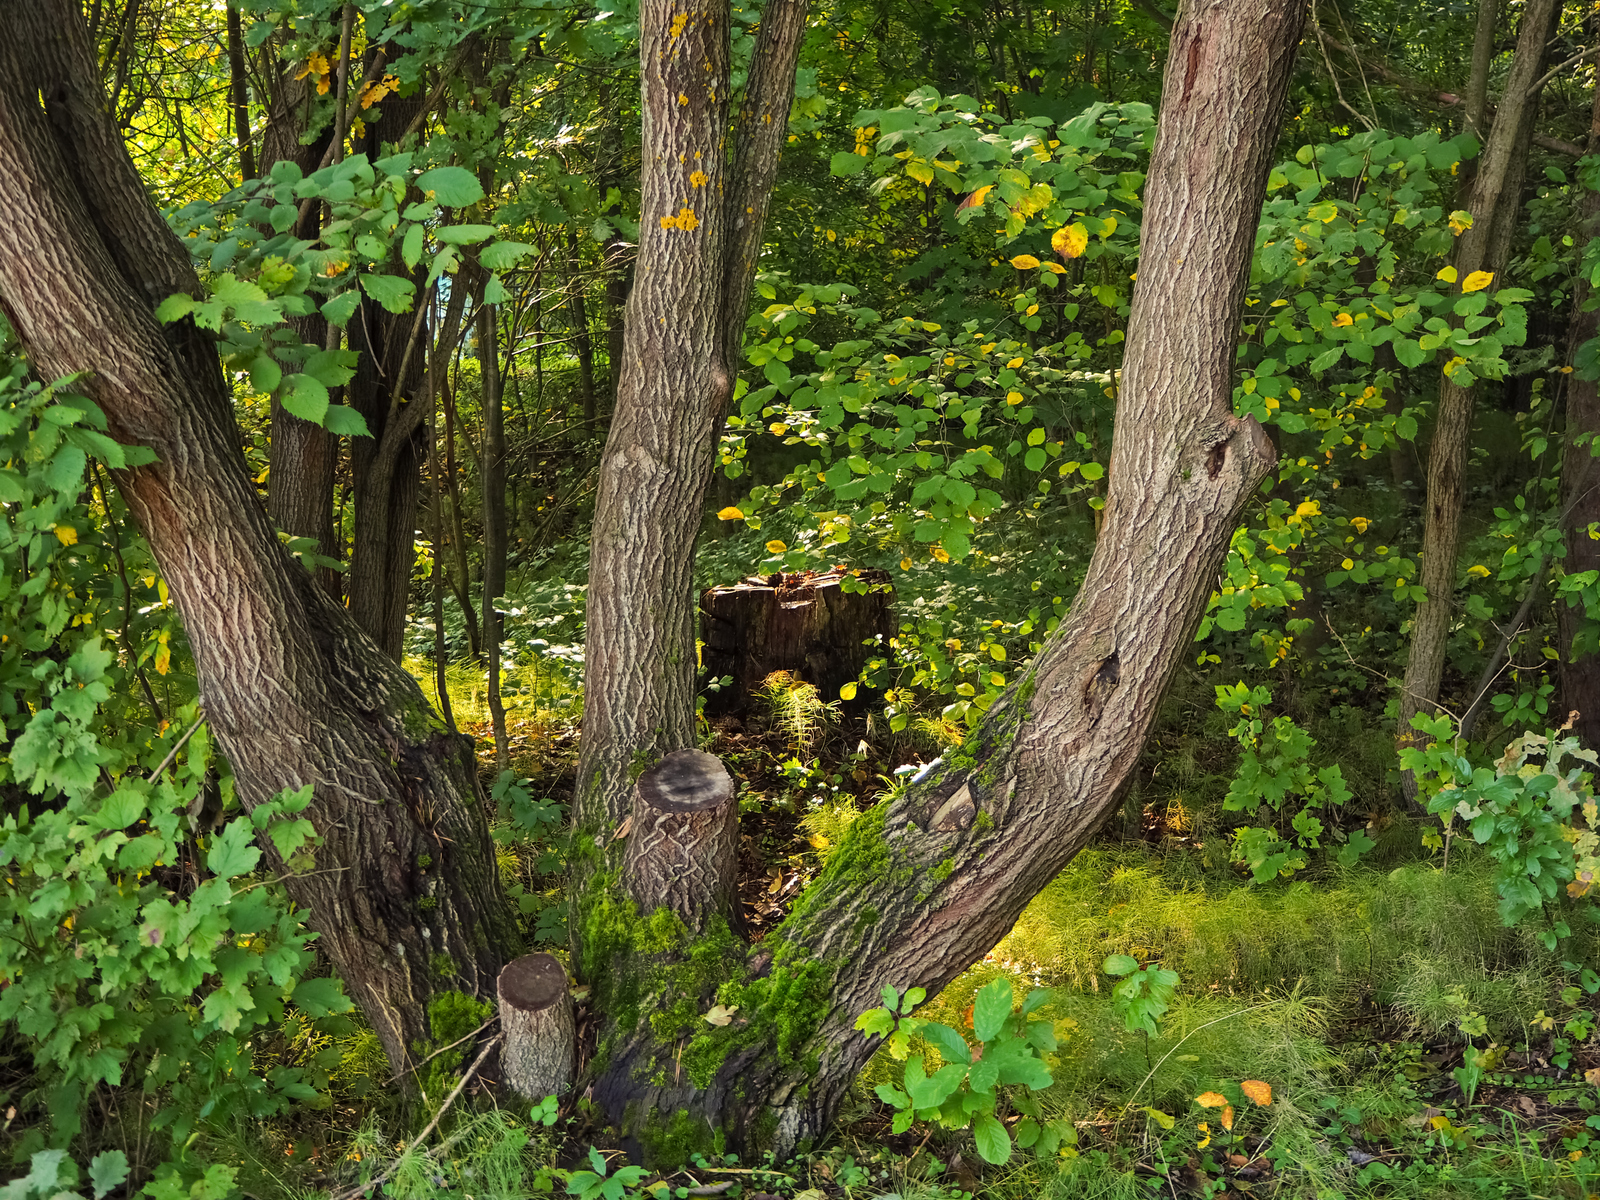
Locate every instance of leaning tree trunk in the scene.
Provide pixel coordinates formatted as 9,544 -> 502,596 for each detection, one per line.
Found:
0,2 -> 521,1075
1398,0 -> 1557,777
577,0 -> 1297,1161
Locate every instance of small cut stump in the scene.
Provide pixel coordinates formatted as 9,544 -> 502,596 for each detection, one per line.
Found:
623,749 -> 738,931
497,952 -> 574,1102
699,568 -> 894,715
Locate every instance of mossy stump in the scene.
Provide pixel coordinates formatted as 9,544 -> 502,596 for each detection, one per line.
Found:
622,750 -> 738,932
699,568 -> 894,715
497,953 -> 574,1101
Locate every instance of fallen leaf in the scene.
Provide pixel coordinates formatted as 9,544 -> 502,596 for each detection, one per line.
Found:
1240,1079 -> 1273,1107
1195,1091 -> 1228,1108
704,1004 -> 738,1026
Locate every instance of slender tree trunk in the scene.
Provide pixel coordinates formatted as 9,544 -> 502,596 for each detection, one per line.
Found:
443,381 -> 482,661
480,302 -> 510,772
0,1 -> 520,1073
224,3 -> 255,182
577,0 -> 1296,1160
1560,81 -> 1600,751
1398,0 -> 1557,777
575,0 -> 812,834
566,231 -> 598,428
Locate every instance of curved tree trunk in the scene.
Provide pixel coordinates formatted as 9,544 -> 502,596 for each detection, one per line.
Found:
578,0 -> 1296,1161
1398,0 -> 1557,781
0,2 -> 521,1075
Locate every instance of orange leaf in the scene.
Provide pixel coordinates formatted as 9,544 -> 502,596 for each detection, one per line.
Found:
1195,1092 -> 1228,1109
1240,1079 -> 1272,1107
1220,1104 -> 1235,1131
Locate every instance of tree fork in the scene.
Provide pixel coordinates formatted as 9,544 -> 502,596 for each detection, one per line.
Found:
582,0 -> 1300,1159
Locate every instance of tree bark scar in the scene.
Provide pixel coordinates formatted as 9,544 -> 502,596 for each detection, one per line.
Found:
1082,651 -> 1120,723
1206,439 -> 1227,479
1182,29 -> 1202,104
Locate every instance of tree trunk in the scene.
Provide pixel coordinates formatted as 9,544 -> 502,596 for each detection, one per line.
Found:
574,0 -> 812,835
1560,82 -> 1600,751
578,0 -> 1296,1161
567,231 -> 598,428
621,750 -> 740,932
1398,0 -> 1558,778
443,383 -> 483,662
480,301 -> 510,771
0,1 -> 521,1076
498,953 -> 575,1101
699,569 -> 895,716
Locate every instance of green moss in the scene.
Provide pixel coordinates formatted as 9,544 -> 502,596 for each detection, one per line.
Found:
430,952 -> 456,979
633,1107 -> 722,1168
627,749 -> 657,785
932,857 -> 954,881
417,854 -> 433,869
418,895 -> 439,910
974,810 -> 994,831
420,990 -> 493,1098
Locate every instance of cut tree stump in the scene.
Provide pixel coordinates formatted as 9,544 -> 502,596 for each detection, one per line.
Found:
497,952 -> 574,1101
699,568 -> 894,716
622,749 -> 738,931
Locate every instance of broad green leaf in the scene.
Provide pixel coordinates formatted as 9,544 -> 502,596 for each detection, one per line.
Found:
154,294 -> 196,323
322,290 -> 360,326
360,272 -> 416,314
249,353 -> 282,395
401,222 -> 425,270
281,375 -> 330,425
1103,953 -> 1138,977
972,976 -> 1014,1042
291,976 -> 353,1018
207,818 -> 261,878
480,241 -> 534,270
89,1150 -> 130,1200
435,224 -> 497,245
417,165 -> 484,208
972,1112 -> 1012,1164
323,405 -> 371,438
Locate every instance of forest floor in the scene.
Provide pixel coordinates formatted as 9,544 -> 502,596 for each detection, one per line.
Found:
245,668 -> 1600,1200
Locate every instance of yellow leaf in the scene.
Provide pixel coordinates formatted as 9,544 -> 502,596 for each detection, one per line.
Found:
1462,270 -> 1494,293
769,422 -> 789,435
1100,215 -> 1117,238
907,161 -> 934,185
899,557 -> 912,570
1041,262 -> 1065,274
1220,1104 -> 1235,1131
1467,564 -> 1490,578
1052,222 -> 1089,259
1196,1092 -> 1228,1109
765,540 -> 787,554
1351,516 -> 1370,533
1341,558 -> 1354,570
1006,391 -> 1024,406
1448,210 -> 1473,235
932,546 -> 950,563
703,1004 -> 739,1027
1010,254 -> 1041,270
1006,357 -> 1024,368
1332,312 -> 1353,327
1240,1079 -> 1272,1107
53,525 -> 78,546
840,682 -> 858,700
1436,265 -> 1458,283
717,507 -> 744,520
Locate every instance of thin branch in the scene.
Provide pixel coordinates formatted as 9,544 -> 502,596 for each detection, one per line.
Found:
385,1016 -> 498,1084
147,713 -> 206,782
1312,4 -> 1377,132
332,1034 -> 501,1200
1525,45 -> 1600,103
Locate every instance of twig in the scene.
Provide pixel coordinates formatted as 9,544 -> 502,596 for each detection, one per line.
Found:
1313,5 -> 1376,132
385,1015 -> 498,1084
147,713 -> 206,782
333,1033 -> 501,1200
1525,45 -> 1600,103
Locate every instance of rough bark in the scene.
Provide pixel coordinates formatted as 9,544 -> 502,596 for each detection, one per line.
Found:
0,1 -> 521,1075
699,569 -> 895,716
575,0 -> 813,835
622,750 -> 739,931
1398,0 -> 1558,773
1560,83 -> 1600,752
582,0 -> 1295,1160
498,953 -> 576,1101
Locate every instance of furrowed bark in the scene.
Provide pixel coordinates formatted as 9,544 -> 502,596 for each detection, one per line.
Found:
498,953 -> 576,1101
576,0 -> 776,833
1398,0 -> 1558,781
622,750 -> 739,931
0,1 -> 521,1075
583,0 -> 1295,1159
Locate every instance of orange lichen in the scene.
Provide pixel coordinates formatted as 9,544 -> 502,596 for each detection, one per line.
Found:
659,206 -> 701,231
690,171 -> 710,187
669,12 -> 689,35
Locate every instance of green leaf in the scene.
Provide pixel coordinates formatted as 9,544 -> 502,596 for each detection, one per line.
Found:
322,290 -> 360,326
907,1061 -> 967,1109
1079,461 -> 1105,481
291,976 -> 353,1018
360,273 -> 416,314
43,444 -> 88,493
89,1150 -> 130,1200
920,1021 -> 972,1064
435,224 -> 498,245
212,274 -> 282,326
1102,953 -> 1138,977
481,241 -> 534,270
155,294 -> 196,323
281,375 -> 330,425
91,788 -> 146,832
972,1112 -> 1012,1164
972,976 -> 1013,1042
831,151 -> 872,177
249,353 -> 283,395
323,405 -> 371,438
303,348 -> 358,389
484,273 -> 509,303
417,165 -> 484,208
400,222 -> 426,270
207,818 -> 261,878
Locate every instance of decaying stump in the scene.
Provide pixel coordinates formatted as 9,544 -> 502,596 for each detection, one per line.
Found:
699,568 -> 894,715
622,749 -> 739,931
497,952 -> 575,1101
